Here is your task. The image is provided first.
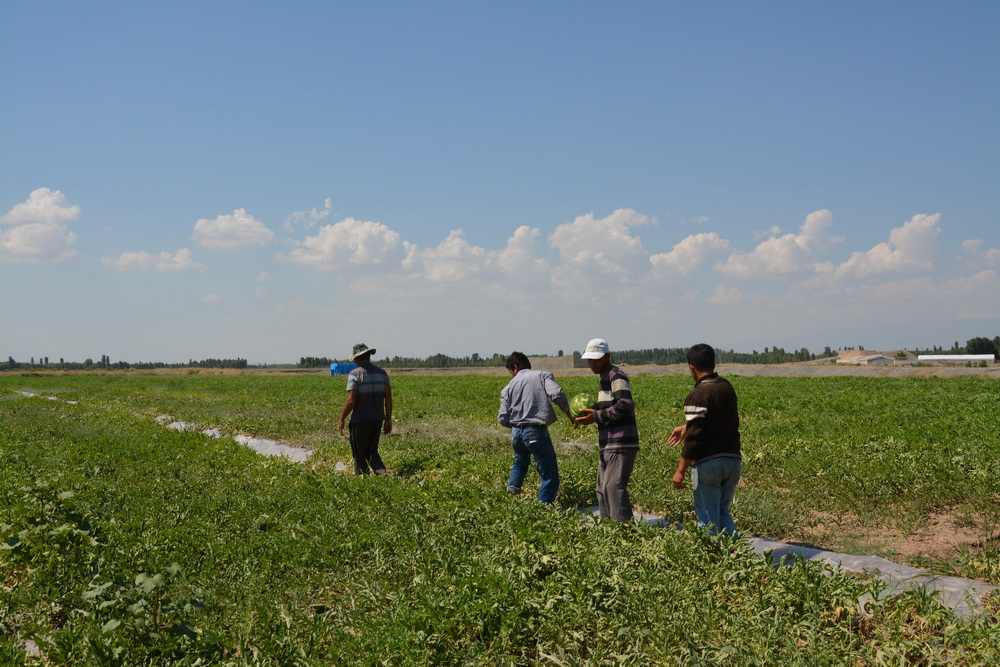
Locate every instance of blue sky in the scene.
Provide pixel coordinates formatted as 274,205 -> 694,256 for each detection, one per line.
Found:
2,1 -> 997,364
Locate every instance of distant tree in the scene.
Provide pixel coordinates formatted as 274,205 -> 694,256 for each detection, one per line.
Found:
966,337 -> 995,355
558,349 -> 564,357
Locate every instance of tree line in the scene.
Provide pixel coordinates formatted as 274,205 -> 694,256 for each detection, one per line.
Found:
614,346 -> 830,366
2,356 -> 249,371
911,336 -> 1000,357
304,346 -> 831,369
5,335 -> 995,372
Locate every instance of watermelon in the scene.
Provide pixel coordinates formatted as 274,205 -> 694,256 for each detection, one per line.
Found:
569,392 -> 597,419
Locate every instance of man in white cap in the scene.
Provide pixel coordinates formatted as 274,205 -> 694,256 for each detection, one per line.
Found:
338,343 -> 392,475
575,338 -> 640,522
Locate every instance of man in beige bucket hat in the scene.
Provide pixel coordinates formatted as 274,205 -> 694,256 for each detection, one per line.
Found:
338,343 -> 393,475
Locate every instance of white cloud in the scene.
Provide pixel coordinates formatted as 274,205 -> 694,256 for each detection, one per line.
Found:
753,225 -> 783,240
959,239 -> 1000,270
100,248 -> 204,272
490,225 -> 550,282
257,270 -> 271,282
718,209 -> 843,280
830,213 -> 941,279
259,206 -> 990,358
202,293 -> 221,303
278,217 -> 414,272
548,208 -> 654,287
192,208 -> 275,250
283,198 -> 333,233
414,229 -> 486,282
650,232 -> 731,277
0,188 -> 80,263
1,187 -> 80,225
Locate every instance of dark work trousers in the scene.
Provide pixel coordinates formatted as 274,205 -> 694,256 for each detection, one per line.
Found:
596,449 -> 637,522
349,421 -> 386,475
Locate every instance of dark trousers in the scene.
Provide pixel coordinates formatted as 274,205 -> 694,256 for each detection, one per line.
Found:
349,421 -> 386,475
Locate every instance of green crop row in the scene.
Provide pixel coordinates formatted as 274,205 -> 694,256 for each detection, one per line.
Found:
1,373 -> 999,664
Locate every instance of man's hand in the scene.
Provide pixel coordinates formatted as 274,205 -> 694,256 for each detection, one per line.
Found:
668,424 -> 686,446
672,470 -> 686,490
338,420 -> 346,438
383,417 -> 393,435
574,408 -> 596,426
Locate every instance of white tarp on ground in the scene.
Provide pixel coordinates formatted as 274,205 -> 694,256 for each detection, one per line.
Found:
600,506 -> 997,617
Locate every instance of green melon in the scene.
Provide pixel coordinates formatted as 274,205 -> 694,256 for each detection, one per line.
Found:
569,392 -> 597,419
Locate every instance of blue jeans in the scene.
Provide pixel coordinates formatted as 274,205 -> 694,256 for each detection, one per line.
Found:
692,456 -> 741,537
507,425 -> 559,503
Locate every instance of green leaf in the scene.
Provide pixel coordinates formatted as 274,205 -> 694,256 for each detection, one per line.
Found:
101,619 -> 121,633
135,572 -> 165,592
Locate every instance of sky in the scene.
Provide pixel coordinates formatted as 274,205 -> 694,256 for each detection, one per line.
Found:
2,0 -> 998,365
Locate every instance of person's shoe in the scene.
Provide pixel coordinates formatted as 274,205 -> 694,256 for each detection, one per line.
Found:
506,485 -> 523,495
373,468 -> 388,476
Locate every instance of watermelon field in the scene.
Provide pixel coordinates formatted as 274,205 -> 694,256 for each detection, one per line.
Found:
2,370 -> 1000,664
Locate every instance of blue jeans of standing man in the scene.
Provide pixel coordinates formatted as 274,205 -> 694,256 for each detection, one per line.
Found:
507,425 -> 559,503
692,456 -> 742,537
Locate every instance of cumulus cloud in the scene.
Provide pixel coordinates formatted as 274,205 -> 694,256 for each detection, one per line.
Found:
959,239 -> 1000,270
548,208 -> 654,286
650,232 -> 732,277
278,217 -> 415,272
0,188 -> 80,263
718,209 -> 843,280
412,230 -> 486,282
283,198 -> 333,233
490,225 -> 550,282
192,208 -> 275,250
830,213 -> 941,279
100,248 -> 204,272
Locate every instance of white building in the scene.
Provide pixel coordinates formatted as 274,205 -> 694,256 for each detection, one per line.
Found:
917,354 -> 995,363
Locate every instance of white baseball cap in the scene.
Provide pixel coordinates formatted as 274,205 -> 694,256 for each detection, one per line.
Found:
581,338 -> 610,359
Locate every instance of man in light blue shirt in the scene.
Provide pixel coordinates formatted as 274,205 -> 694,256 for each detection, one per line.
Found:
498,351 -> 574,503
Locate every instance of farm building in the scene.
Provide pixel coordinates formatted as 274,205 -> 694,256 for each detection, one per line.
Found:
528,352 -> 589,370
917,354 -> 995,364
330,363 -> 358,375
837,354 -> 895,366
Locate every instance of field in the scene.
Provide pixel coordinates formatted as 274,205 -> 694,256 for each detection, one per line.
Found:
2,370 -> 1000,664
